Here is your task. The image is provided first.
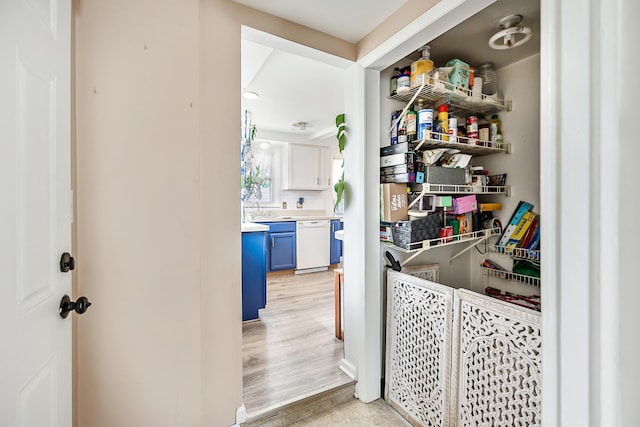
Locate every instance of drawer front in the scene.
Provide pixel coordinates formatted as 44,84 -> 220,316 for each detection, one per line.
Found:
261,221 -> 296,233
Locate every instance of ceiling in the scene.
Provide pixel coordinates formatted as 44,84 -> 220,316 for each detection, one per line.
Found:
240,0 -> 540,142
241,40 -> 346,140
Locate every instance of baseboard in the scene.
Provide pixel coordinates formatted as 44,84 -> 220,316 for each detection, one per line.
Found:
231,404 -> 247,426
294,266 -> 328,274
339,358 -> 357,381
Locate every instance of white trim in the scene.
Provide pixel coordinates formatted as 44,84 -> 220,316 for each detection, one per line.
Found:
539,0 -> 559,424
339,358 -> 357,381
342,62 -> 367,398
232,404 -> 247,426
358,0 -> 495,70
597,0 -> 620,425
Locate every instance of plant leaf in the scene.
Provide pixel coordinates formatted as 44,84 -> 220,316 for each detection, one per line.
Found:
336,113 -> 346,153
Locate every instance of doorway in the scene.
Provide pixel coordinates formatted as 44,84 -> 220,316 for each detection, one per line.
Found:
239,27 -> 352,419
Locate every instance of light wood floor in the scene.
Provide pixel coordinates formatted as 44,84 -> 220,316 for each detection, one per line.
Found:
242,269 -> 353,417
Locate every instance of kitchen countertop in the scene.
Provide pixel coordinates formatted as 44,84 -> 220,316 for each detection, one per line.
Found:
248,216 -> 343,223
241,223 -> 270,233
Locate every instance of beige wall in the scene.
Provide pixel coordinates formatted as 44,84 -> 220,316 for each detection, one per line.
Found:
74,0 -> 362,425
357,0 -> 440,59
75,0 -> 202,425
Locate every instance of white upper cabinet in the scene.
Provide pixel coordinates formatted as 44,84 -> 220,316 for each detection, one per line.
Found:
283,144 -> 330,190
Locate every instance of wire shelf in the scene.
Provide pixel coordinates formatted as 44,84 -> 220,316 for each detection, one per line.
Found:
389,78 -> 511,115
414,134 -> 509,156
384,227 -> 502,253
414,183 -> 509,195
481,266 -> 540,286
489,245 -> 541,261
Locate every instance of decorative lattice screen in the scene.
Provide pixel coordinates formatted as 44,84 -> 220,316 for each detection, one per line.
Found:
385,270 -> 453,427
450,289 -> 542,427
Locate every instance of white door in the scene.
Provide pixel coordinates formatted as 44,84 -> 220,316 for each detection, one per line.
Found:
0,0 -> 73,425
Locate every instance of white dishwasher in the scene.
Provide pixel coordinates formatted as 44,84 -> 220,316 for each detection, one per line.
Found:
296,220 -> 331,273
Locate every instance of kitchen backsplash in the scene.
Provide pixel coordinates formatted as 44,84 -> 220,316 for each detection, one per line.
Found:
243,190 -> 337,218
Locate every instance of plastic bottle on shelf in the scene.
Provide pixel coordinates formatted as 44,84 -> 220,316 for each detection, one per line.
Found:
390,67 -> 401,96
406,104 -> 417,142
390,110 -> 400,145
410,45 -> 434,87
396,67 -> 411,94
489,114 -> 502,146
437,104 -> 449,141
397,115 -> 407,143
417,108 -> 433,141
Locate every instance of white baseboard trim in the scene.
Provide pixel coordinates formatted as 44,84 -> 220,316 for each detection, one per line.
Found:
231,404 -> 247,426
294,266 -> 328,274
339,358 -> 357,380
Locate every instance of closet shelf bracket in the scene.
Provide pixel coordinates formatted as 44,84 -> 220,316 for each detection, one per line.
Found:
449,230 -> 495,263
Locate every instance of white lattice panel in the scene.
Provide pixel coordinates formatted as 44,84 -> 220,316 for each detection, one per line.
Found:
451,289 -> 542,427
385,271 -> 454,427
402,263 -> 440,283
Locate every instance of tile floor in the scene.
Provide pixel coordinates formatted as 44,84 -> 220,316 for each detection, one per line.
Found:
287,398 -> 411,427
247,397 -> 411,427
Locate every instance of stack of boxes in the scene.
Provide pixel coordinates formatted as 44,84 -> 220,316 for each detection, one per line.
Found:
380,142 -> 416,183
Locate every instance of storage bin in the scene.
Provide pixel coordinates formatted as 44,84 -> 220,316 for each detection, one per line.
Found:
423,166 -> 466,185
392,212 -> 443,249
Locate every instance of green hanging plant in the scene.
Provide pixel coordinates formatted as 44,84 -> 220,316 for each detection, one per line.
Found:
334,114 -> 345,211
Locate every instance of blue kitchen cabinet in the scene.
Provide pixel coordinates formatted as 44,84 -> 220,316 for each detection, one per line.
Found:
242,230 -> 267,321
262,222 -> 297,271
330,219 -> 343,265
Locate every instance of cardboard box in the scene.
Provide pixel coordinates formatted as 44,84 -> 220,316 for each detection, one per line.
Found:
445,58 -> 470,91
381,183 -> 408,222
455,212 -> 473,234
453,194 -> 478,214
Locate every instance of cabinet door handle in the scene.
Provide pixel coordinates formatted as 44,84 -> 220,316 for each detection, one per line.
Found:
272,237 -> 275,247
328,178 -> 331,186
332,224 -> 335,233
317,177 -> 320,185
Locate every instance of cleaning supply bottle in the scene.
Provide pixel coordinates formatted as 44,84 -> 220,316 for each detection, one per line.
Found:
396,67 -> 411,93
437,104 -> 449,141
406,104 -> 417,142
490,114 -> 503,147
411,45 -> 434,87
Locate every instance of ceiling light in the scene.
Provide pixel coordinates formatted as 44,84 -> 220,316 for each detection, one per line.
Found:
242,90 -> 259,100
292,121 -> 311,131
259,141 -> 271,150
489,15 -> 533,50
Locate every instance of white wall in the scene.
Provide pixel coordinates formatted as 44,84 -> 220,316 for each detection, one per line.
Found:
469,53 -> 541,295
